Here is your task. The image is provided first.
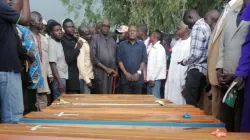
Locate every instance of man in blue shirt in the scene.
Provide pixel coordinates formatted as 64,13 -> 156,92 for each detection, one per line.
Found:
0,0 -> 31,123
117,25 -> 147,94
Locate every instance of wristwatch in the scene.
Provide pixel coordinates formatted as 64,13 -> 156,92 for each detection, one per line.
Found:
137,70 -> 142,75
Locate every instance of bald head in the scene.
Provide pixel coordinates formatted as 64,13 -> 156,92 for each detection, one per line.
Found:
78,24 -> 92,42
30,11 -> 43,30
183,9 -> 201,29
100,19 -> 110,36
205,10 -> 220,31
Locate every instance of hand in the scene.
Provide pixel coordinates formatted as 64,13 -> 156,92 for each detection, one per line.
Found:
49,77 -> 54,83
217,68 -> 225,85
149,80 -> 155,87
76,40 -> 83,49
223,73 -> 235,85
132,73 -> 140,82
177,60 -> 185,66
125,72 -> 132,82
26,51 -> 35,63
112,71 -> 118,77
87,82 -> 92,87
105,68 -> 115,75
58,82 -> 65,94
233,76 -> 245,90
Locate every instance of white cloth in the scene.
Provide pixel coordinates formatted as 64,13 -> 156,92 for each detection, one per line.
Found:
165,37 -> 191,105
146,41 -> 166,81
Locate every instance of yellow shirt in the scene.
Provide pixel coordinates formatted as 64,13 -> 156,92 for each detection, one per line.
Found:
77,37 -> 94,84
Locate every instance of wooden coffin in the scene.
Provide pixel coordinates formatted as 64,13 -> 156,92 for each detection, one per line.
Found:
0,124 -> 249,140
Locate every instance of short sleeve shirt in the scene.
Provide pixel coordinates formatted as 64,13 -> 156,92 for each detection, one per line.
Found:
117,40 -> 147,84
0,1 -> 22,72
48,38 -> 68,79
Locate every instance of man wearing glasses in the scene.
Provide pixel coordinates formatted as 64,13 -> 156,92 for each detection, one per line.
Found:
90,19 -> 117,94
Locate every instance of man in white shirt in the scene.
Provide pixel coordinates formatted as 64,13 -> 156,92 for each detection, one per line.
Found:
165,22 -> 191,105
77,24 -> 94,94
146,31 -> 166,98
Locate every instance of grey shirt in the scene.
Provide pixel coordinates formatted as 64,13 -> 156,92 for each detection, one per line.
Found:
48,38 -> 68,79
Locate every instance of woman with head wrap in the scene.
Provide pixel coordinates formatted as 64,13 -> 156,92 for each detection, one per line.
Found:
233,3 -> 250,132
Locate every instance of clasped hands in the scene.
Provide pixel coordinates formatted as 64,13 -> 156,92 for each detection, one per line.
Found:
124,72 -> 140,82
217,68 -> 245,90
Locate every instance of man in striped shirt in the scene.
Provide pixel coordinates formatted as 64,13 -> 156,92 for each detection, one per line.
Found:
179,9 -> 211,106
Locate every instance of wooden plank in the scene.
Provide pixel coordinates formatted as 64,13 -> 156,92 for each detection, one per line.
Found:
0,124 -> 248,140
42,107 -> 205,115
0,134 -> 105,140
23,112 -> 221,123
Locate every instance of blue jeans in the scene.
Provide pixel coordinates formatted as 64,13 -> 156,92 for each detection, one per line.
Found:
147,80 -> 161,98
0,72 -> 24,124
51,78 -> 66,101
80,80 -> 91,94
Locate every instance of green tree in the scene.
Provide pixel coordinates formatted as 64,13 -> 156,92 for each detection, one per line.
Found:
61,0 -> 224,32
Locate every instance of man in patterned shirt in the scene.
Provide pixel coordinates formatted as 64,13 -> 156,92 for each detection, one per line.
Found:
179,9 -> 211,106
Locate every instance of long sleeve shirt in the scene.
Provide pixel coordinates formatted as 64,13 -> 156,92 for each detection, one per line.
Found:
77,38 -> 94,84
183,18 -> 211,75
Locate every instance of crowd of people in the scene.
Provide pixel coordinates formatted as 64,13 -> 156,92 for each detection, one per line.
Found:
0,0 -> 250,133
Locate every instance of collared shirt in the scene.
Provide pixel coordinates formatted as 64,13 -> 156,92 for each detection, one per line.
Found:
17,25 -> 44,89
213,0 -> 238,43
117,40 -> 147,84
0,1 -> 23,72
77,37 -> 94,84
146,41 -> 166,81
183,18 -> 211,75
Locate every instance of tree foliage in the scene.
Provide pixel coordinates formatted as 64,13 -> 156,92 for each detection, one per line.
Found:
60,0 -> 225,33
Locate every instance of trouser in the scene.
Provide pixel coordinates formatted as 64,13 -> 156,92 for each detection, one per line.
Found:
36,93 -> 48,111
183,69 -> 206,107
220,88 -> 244,132
67,90 -> 80,94
0,72 -> 24,124
23,88 -> 37,115
147,80 -> 162,98
121,82 -> 143,94
51,78 -> 66,101
80,80 -> 91,94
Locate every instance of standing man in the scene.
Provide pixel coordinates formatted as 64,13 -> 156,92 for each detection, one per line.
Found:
78,24 -> 94,94
61,19 -> 82,94
117,25 -> 147,94
179,10 -> 211,106
207,0 -> 243,118
48,21 -> 68,101
216,0 -> 250,132
146,31 -> 166,98
30,11 -> 51,110
204,10 -> 220,32
90,19 -> 117,94
165,22 -> 191,105
138,24 -> 150,47
0,0 -> 30,123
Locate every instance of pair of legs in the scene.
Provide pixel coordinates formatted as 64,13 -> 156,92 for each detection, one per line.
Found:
220,88 -> 244,132
183,69 -> 206,106
0,72 -> 23,124
147,80 -> 162,98
51,78 -> 66,101
120,82 -> 143,94
80,80 -> 91,94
